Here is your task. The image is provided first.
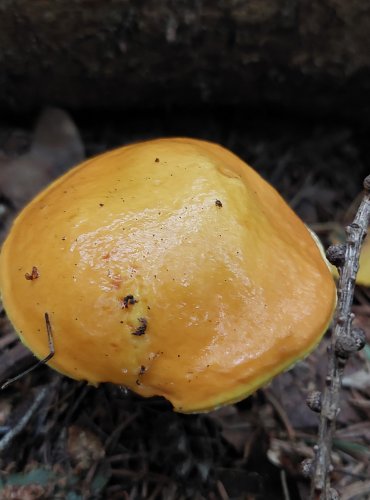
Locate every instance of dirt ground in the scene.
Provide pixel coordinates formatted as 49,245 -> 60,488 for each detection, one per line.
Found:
0,107 -> 369,499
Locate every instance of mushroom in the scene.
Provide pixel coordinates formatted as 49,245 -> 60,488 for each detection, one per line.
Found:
0,138 -> 336,413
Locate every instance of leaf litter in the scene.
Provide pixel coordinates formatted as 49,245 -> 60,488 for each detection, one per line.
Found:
0,109 -> 369,499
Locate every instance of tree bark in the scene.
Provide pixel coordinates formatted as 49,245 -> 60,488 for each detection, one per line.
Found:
1,0 -> 370,119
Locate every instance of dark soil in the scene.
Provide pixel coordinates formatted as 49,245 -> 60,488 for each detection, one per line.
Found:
0,107 -> 369,500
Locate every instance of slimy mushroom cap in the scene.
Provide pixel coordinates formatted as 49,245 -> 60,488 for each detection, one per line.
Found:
0,138 -> 336,412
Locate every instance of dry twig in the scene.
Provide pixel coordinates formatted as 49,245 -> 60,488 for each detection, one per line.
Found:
308,176 -> 370,499
0,387 -> 48,453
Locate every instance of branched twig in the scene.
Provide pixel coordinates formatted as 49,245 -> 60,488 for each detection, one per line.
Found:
307,176 -> 370,499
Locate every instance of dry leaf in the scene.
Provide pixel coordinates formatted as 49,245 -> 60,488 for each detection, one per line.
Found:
67,425 -> 105,472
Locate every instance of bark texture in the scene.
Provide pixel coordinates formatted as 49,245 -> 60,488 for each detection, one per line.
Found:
1,0 -> 370,117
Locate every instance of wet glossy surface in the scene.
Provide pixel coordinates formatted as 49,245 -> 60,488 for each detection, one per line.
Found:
0,138 -> 337,412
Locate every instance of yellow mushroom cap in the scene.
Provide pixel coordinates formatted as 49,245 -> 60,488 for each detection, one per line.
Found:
0,138 -> 336,412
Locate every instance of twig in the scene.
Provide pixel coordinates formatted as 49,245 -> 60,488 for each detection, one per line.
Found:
263,388 -> 296,441
308,176 -> 370,499
280,469 -> 291,500
216,480 -> 230,500
1,312 -> 55,390
0,386 -> 48,453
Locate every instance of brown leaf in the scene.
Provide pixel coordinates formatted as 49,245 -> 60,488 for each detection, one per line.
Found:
0,107 -> 84,209
67,425 -> 105,472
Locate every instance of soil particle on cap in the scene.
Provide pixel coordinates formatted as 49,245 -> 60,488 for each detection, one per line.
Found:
121,295 -> 138,308
215,199 -> 223,207
132,317 -> 147,336
25,266 -> 39,280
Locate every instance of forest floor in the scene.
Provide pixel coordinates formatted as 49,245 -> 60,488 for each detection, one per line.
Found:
0,107 -> 369,500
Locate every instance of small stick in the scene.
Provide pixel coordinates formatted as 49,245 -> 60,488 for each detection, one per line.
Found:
280,469 -> 291,500
308,176 -> 370,499
1,312 -> 55,390
0,386 -> 48,453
